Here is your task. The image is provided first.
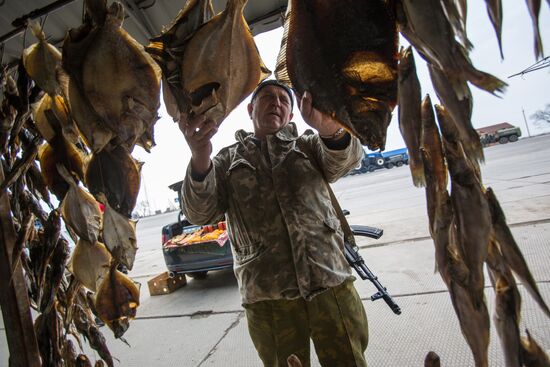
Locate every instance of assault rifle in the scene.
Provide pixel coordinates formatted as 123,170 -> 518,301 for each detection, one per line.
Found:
344,223 -> 402,315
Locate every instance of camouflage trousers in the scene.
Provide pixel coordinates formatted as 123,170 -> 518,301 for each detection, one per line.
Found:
243,279 -> 368,367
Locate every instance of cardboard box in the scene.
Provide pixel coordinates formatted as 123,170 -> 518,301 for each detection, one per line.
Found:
147,271 -> 187,296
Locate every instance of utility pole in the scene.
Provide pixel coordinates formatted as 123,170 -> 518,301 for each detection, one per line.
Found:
522,108 -> 532,137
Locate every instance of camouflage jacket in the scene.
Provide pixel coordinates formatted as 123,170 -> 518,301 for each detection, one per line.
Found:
181,123 -> 363,304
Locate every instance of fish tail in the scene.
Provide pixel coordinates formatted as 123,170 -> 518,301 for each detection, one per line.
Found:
408,156 -> 426,187
464,66 -> 507,96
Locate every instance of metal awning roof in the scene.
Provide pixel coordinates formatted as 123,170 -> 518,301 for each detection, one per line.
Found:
0,0 -> 287,66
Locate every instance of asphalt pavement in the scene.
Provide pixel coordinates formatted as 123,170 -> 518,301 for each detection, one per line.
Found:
1,134 -> 550,366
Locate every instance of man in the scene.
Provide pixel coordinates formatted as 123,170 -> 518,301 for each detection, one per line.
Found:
180,80 -> 369,367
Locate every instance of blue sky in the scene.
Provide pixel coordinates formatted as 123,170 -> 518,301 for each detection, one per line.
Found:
132,2 -> 550,214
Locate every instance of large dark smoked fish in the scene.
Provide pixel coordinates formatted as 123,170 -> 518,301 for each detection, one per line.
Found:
398,47 -> 424,187
276,0 -> 398,150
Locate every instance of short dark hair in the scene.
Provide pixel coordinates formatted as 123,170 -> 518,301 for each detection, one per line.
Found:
251,79 -> 294,110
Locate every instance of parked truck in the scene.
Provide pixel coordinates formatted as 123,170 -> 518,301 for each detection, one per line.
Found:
477,123 -> 522,146
348,148 -> 409,175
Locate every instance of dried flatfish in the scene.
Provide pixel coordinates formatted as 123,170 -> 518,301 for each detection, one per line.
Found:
94,265 -> 140,338
146,0 -> 215,122
178,0 -> 270,125
69,239 -> 112,292
276,0 -> 398,150
22,22 -> 62,95
397,47 -> 424,187
101,197 -> 138,270
428,63 -> 483,163
38,135 -> 85,201
397,0 -> 507,98
62,0 -> 161,152
33,93 -> 80,144
85,145 -> 140,217
59,165 -> 102,244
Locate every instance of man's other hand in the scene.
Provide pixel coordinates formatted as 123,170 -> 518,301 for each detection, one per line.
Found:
179,114 -> 218,177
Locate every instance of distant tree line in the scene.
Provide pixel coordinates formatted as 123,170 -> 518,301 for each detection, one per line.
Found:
531,104 -> 550,124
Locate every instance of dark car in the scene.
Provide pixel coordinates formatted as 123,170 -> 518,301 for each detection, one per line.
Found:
161,181 -> 233,279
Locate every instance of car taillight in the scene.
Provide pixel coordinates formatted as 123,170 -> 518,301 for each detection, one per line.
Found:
161,233 -> 167,245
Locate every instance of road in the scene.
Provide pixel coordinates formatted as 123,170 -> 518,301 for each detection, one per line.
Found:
1,134 -> 549,366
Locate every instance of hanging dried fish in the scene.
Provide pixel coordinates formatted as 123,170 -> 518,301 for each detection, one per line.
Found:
486,241 -> 522,367
424,351 -> 441,367
421,100 -> 490,367
485,188 -> 550,318
146,0 -> 215,122
397,47 -> 424,186
484,0 -> 504,59
88,325 -> 114,367
40,238 -> 71,313
437,105 -> 489,304
76,354 -> 93,367
276,0 -> 398,150
440,0 -> 472,51
85,145 -> 141,217
33,93 -> 80,144
38,135 -> 85,201
178,0 -> 270,125
397,0 -> 507,99
525,0 -> 544,59
69,239 -> 112,292
25,161 -> 52,207
520,329 -> 550,366
58,165 -> 102,244
62,0 -> 161,152
62,339 -> 79,367
101,197 -> 138,271
22,21 -> 62,96
428,63 -> 483,163
94,265 -> 140,338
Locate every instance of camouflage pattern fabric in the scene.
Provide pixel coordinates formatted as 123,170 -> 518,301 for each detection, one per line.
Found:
182,122 -> 363,304
244,279 -> 369,367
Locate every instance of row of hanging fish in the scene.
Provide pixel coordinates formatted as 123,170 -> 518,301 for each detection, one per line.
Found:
15,0 -> 148,349
397,44 -> 550,365
275,0 -> 546,156
271,0 -> 547,364
0,66 -> 116,365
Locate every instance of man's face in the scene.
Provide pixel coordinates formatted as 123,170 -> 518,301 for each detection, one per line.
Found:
248,85 -> 294,138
